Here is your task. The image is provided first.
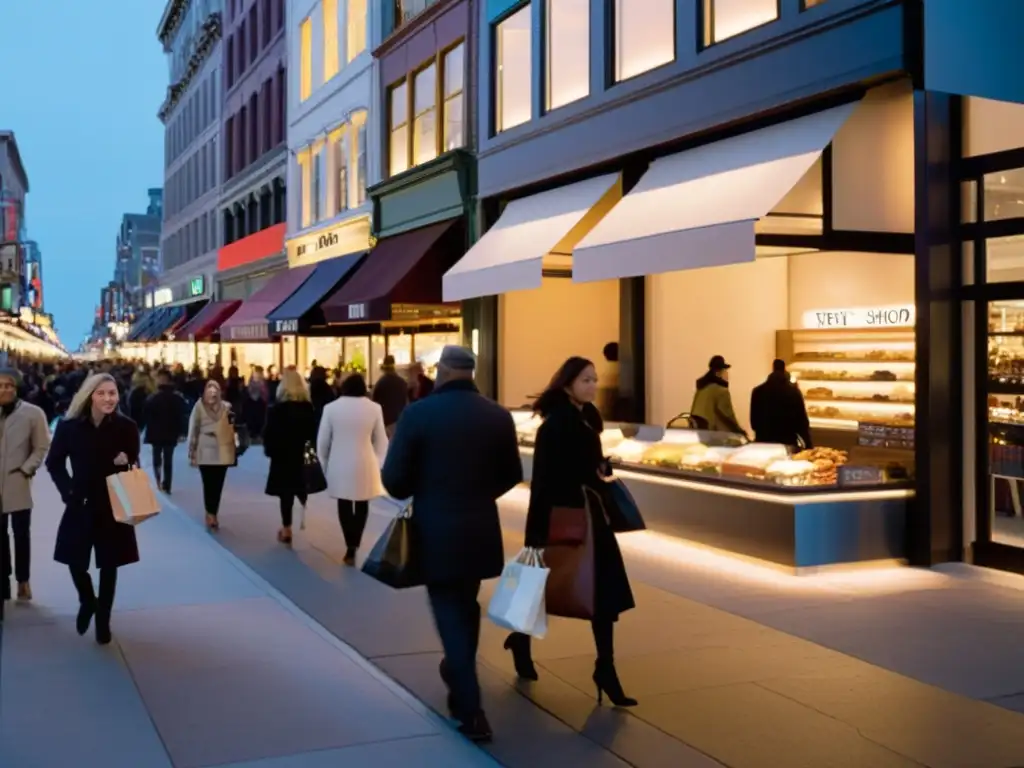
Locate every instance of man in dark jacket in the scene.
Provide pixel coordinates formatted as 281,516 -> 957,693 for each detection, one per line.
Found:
372,355 -> 410,436
382,346 -> 523,743
750,359 -> 812,448
144,370 -> 186,493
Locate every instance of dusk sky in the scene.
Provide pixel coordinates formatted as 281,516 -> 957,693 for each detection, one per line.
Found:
0,2 -> 166,346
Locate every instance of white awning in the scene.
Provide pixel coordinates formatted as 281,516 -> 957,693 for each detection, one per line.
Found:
571,102 -> 859,283
443,173 -> 622,301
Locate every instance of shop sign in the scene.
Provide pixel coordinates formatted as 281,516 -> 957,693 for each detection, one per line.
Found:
347,303 -> 367,321
274,318 -> 299,334
296,231 -> 339,258
189,276 -> 206,297
153,288 -> 173,307
802,305 -> 914,330
230,323 -> 268,341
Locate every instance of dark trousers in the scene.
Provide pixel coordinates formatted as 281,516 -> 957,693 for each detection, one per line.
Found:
336,499 -> 369,549
70,566 -> 117,619
428,579 -> 483,719
199,465 -> 228,516
1,509 -> 31,585
279,494 -> 308,527
151,443 -> 175,490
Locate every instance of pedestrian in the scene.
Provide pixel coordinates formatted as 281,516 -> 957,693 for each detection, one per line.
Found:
127,369 -> 154,428
690,355 -> 746,435
144,369 -> 187,494
46,373 -> 141,645
263,369 -> 316,544
371,354 -> 408,438
382,346 -> 523,743
750,359 -> 812,448
309,365 -> 335,431
505,356 -> 638,707
0,367 -> 51,603
406,361 -> 435,402
317,373 -> 388,565
188,380 -> 236,531
242,369 -> 269,443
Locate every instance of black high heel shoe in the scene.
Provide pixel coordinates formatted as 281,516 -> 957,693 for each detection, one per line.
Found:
593,660 -> 637,707
503,633 -> 539,681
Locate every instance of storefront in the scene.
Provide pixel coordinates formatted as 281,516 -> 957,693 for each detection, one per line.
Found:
163,299 -> 240,370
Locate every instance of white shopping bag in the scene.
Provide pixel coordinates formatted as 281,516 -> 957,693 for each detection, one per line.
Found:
107,468 -> 162,526
487,548 -> 549,639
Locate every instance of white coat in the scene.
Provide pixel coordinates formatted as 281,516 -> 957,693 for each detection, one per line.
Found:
317,396 -> 388,502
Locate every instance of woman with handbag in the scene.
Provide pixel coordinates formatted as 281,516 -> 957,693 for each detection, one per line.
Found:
263,369 -> 317,544
47,373 -> 141,645
188,380 -> 236,531
506,356 -> 637,706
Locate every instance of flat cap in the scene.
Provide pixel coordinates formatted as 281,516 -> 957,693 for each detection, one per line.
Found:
0,367 -> 22,386
438,345 -> 476,371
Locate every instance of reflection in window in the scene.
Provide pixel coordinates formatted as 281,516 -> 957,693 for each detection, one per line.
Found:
389,81 -> 410,176
324,0 -> 339,81
347,0 -> 367,61
496,4 -> 532,132
987,299 -> 1024,547
413,64 -> 438,166
547,0 -> 589,110
615,0 -> 674,82
443,44 -> 465,151
987,235 -> 1024,284
705,0 -> 779,45
984,168 -> 1024,222
299,17 -> 312,100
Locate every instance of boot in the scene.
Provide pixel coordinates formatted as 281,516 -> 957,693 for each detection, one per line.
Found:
438,659 -> 458,718
95,569 -> 117,646
593,659 -> 637,707
16,582 -> 32,601
70,569 -> 96,636
457,711 -> 493,744
503,632 -> 539,681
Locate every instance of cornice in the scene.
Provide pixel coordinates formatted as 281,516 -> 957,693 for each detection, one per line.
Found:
369,148 -> 475,199
158,0 -> 191,47
373,0 -> 458,60
158,12 -> 222,123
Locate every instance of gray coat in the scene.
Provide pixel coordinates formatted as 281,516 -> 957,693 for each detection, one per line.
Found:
0,400 -> 50,514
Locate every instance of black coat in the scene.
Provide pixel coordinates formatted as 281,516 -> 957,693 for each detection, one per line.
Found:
372,372 -> 409,427
263,399 -> 316,497
524,397 -> 635,621
749,372 -> 813,448
382,379 -> 523,585
127,386 -> 149,428
47,413 -> 141,571
144,385 -> 186,445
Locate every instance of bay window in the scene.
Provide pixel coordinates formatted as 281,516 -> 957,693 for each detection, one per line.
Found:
704,0 -> 779,45
413,64 -> 438,166
615,0 -> 674,81
443,43 -> 465,151
496,4 -> 532,132
347,0 -> 367,62
389,81 -> 410,176
547,0 -> 589,110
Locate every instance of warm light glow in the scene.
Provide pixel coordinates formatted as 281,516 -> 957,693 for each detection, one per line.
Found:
496,4 -> 532,132
547,0 -> 590,110
706,0 -> 779,45
801,305 -> 916,330
413,64 -> 438,166
443,43 -> 465,151
389,81 -> 410,176
347,0 -> 367,62
323,0 -> 339,81
299,17 -> 313,101
616,0 -> 674,82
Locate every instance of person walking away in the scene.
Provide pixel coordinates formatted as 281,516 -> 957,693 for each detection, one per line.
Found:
126,370 -> 154,428
0,368 -> 50,603
144,369 -> 187,493
188,380 -> 236,531
46,373 -> 141,645
690,355 -> 746,436
506,356 -> 638,707
406,361 -> 435,402
382,346 -> 523,743
243,370 -> 269,443
309,365 -> 335,431
317,373 -> 388,564
264,369 -> 316,544
750,359 -> 812,448
372,355 -> 408,438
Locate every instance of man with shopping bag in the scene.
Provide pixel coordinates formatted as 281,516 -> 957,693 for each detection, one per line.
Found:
487,548 -> 548,638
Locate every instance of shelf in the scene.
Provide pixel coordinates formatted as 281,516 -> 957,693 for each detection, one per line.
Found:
797,377 -> 915,384
989,381 -> 1024,395
792,358 -> 915,365
805,397 -> 915,406
989,331 -> 1024,337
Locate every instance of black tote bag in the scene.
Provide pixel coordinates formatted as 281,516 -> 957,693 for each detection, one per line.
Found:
361,502 -> 424,589
604,479 -> 646,533
302,442 -> 327,495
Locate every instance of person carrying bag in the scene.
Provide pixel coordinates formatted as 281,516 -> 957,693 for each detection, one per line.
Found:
487,548 -> 548,638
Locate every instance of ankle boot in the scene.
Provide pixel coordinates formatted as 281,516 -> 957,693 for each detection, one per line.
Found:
503,632 -> 539,681
70,570 -> 96,636
95,569 -> 117,645
593,659 -> 637,707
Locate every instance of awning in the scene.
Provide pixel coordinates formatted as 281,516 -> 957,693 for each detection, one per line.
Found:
126,310 -> 159,342
266,252 -> 365,335
322,219 -> 460,324
137,306 -> 185,342
173,300 -> 241,341
442,174 -> 622,301
571,102 -> 858,282
219,265 -> 317,342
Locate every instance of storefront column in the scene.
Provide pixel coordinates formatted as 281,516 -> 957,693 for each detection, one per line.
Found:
618,277 -> 645,424
910,90 -> 963,566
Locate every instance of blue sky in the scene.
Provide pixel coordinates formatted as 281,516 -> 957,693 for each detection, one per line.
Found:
0,1 -> 166,346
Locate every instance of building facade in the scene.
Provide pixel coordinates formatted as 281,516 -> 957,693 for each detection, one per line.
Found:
115,189 -> 164,320
0,131 -> 29,314
157,0 -> 225,308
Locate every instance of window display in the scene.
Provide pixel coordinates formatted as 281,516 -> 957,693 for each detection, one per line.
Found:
987,300 -> 1024,547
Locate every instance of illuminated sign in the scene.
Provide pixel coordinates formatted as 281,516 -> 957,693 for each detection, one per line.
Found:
347,303 -> 367,321
189,276 -> 205,296
153,288 -> 173,306
802,305 -> 915,330
273,318 -> 299,334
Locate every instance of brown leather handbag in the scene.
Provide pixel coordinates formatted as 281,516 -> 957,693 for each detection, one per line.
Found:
547,505 -> 588,545
544,488 -> 598,620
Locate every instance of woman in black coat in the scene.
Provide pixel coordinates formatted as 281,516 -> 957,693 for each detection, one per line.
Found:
46,373 -> 141,645
263,369 -> 316,544
506,356 -> 637,706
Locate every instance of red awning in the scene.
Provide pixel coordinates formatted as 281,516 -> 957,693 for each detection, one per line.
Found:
173,300 -> 241,341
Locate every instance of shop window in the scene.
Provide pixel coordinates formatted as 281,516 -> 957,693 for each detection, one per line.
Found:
615,0 -> 674,82
495,4 -> 532,132
389,80 -> 410,176
986,300 -> 1024,547
324,0 -> 339,81
413,64 -> 438,166
984,168 -> 1024,223
443,43 -> 465,151
965,97 -> 1024,158
704,0 -> 779,46
330,125 -> 349,215
986,236 -> 1024,284
347,0 -> 367,62
546,0 -> 589,110
299,16 -> 313,101
352,111 -> 368,206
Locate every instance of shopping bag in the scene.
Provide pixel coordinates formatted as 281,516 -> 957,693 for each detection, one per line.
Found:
487,548 -> 549,638
107,467 -> 161,526
361,501 -> 423,589
303,441 -> 327,495
603,478 -> 646,533
544,488 -> 597,620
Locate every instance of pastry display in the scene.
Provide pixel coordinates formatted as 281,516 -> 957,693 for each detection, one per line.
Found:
793,447 -> 849,485
765,459 -> 817,485
806,386 -> 834,399
794,350 -> 914,362
721,444 -> 789,478
607,438 -> 652,462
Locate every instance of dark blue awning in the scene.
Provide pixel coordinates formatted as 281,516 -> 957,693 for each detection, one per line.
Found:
266,251 -> 365,335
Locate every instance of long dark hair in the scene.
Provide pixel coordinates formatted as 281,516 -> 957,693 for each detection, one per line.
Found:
533,356 -> 595,417
339,373 -> 368,398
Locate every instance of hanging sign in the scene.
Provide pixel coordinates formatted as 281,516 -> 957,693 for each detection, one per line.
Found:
273,318 -> 299,334
802,305 -> 915,330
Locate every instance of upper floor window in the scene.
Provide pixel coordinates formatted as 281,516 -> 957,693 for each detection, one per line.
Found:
299,17 -> 313,101
330,126 -> 349,215
496,4 -> 532,132
352,111 -> 368,206
413,64 -> 438,167
347,0 -> 367,62
324,0 -> 340,81
443,43 -> 465,151
389,81 -> 410,176
297,149 -> 310,227
311,142 -> 324,223
547,0 -> 589,111
704,0 -> 779,45
615,0 -> 674,81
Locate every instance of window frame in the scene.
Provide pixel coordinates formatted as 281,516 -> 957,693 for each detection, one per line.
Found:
347,0 -> 368,63
299,16 -> 313,101
388,79 -> 411,177
411,60 -> 440,168
324,0 -> 339,82
441,41 -> 466,153
544,0 -> 591,113
493,2 -> 534,135
701,0 -> 782,49
610,0 -> 677,84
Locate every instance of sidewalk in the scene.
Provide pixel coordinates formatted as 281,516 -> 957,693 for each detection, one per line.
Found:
0,471 -> 500,768
166,450 -> 1024,768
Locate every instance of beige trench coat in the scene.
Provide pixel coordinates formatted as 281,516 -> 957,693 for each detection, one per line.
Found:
188,402 -> 236,466
0,401 -> 51,514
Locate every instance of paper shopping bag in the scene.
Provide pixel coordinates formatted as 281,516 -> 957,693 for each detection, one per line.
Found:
487,548 -> 548,638
107,468 -> 162,526
361,502 -> 423,589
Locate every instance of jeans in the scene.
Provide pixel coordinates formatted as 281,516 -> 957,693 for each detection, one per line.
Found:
199,465 -> 228,516
336,499 -> 369,549
1,509 -> 30,584
428,580 -> 483,720
152,443 -> 175,491
279,494 -> 308,528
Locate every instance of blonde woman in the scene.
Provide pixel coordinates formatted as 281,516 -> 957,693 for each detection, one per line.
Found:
188,380 -> 236,531
263,369 -> 316,543
46,373 -> 140,645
